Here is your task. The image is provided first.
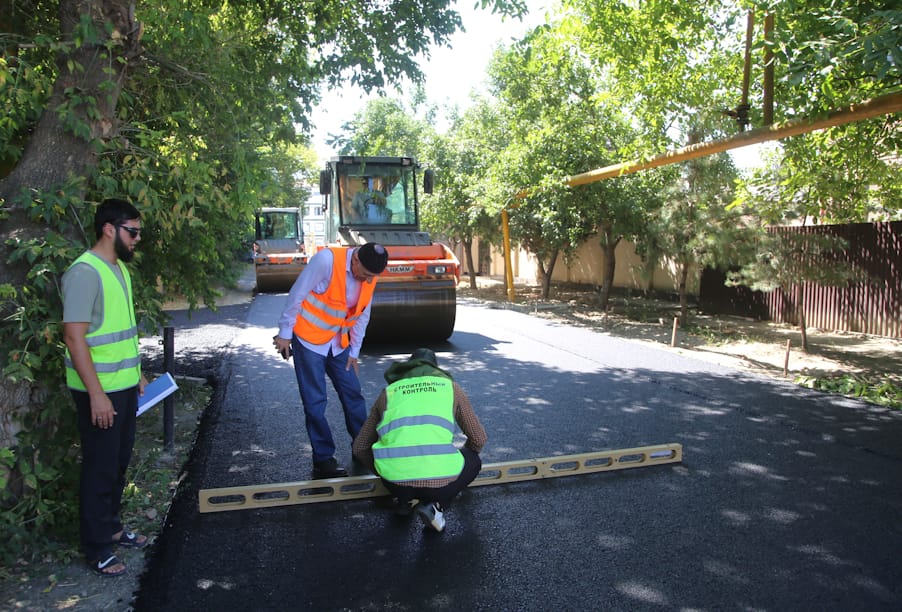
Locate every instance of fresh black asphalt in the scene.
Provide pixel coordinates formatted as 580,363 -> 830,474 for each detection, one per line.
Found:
135,293 -> 902,611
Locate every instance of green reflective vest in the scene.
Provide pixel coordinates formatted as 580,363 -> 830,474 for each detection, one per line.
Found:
65,252 -> 141,392
373,375 -> 464,482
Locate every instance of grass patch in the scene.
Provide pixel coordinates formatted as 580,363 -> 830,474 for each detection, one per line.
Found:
682,322 -> 760,345
122,378 -> 211,538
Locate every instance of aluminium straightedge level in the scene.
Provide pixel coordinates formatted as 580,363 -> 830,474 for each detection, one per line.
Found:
198,443 -> 683,514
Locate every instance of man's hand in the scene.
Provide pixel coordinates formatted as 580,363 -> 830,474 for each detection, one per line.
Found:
273,335 -> 292,360
346,356 -> 360,375
91,392 -> 117,429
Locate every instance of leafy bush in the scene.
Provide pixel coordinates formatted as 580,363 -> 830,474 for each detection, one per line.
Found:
795,373 -> 902,409
1,379 -> 210,578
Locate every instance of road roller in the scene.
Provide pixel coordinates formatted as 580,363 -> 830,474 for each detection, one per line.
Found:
318,155 -> 460,341
252,207 -> 308,293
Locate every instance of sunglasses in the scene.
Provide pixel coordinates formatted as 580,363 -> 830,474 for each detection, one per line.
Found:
117,224 -> 142,238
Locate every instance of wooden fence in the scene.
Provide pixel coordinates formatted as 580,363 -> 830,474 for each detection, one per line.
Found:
699,221 -> 902,338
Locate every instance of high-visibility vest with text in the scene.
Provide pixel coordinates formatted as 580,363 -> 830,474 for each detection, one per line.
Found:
373,375 -> 463,482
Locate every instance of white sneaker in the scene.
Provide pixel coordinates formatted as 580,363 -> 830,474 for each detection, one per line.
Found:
416,502 -> 445,532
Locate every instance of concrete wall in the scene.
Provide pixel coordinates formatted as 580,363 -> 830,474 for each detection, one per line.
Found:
454,233 -> 699,296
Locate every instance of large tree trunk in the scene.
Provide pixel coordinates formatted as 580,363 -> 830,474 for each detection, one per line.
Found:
462,237 -> 477,289
0,0 -> 142,463
0,0 -> 142,209
539,249 -> 559,299
598,225 -> 620,311
678,261 -> 690,324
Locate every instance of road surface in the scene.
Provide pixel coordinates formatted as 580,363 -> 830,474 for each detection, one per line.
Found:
135,294 -> 902,611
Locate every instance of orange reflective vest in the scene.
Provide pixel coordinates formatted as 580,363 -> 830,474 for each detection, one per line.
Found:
292,247 -> 377,348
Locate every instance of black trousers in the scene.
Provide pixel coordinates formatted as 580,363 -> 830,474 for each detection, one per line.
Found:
382,447 -> 482,507
73,387 -> 138,562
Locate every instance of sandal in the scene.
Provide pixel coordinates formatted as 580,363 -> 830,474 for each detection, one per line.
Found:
115,530 -> 148,548
90,554 -> 127,577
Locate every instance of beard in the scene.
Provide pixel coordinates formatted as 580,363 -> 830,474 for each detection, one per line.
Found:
114,233 -> 135,262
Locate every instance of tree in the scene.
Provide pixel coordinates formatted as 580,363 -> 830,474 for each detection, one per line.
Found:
727,227 -> 857,352
738,1 -> 902,222
0,0 -> 525,559
329,93 -> 438,159
487,21 -> 659,303
731,143 -> 873,352
739,123 -> 901,225
566,0 -> 899,320
484,25 -> 608,298
423,99 -> 507,289
759,1 -> 901,116
651,132 -> 742,323
563,0 -> 744,152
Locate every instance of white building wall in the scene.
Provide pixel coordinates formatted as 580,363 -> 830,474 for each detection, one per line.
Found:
302,194 -> 327,252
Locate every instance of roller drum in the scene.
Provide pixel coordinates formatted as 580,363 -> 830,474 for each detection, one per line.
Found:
365,280 -> 457,342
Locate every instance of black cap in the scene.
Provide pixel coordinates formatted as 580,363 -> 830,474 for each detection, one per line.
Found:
410,348 -> 438,367
357,243 -> 388,274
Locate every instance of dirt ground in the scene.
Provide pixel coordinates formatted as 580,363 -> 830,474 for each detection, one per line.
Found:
458,277 -> 902,385
2,274 -> 899,611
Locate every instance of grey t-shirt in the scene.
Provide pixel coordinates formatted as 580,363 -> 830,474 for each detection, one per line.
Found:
61,253 -> 128,333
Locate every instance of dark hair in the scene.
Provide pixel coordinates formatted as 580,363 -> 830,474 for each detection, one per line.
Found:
94,198 -> 141,239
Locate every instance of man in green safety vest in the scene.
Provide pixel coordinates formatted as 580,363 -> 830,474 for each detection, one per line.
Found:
62,198 -> 149,577
353,348 -> 486,532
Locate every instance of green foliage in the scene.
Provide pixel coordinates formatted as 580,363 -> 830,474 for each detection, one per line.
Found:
759,1 -> 901,114
736,2 -> 902,222
1,0 -> 526,560
727,228 -> 856,294
0,55 -> 53,174
421,102 -> 506,253
487,25 -> 601,286
563,0 -> 744,146
0,181 -> 93,564
485,22 -> 658,298
331,95 -> 438,160
738,122 -> 901,224
795,373 -> 902,410
0,388 -> 81,568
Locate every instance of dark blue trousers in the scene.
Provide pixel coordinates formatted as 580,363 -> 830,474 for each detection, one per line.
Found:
73,387 -> 137,562
291,337 -> 367,463
382,447 -> 483,507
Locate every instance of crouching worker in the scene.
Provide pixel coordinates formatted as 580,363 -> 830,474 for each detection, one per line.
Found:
352,349 -> 486,532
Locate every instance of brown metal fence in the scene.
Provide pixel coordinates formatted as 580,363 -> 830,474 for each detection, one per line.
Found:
699,221 -> 902,338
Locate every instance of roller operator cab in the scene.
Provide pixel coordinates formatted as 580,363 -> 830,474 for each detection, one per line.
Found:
253,207 -> 307,293
319,155 -> 460,341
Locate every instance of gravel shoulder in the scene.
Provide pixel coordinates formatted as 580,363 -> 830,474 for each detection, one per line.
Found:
459,278 -> 902,385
